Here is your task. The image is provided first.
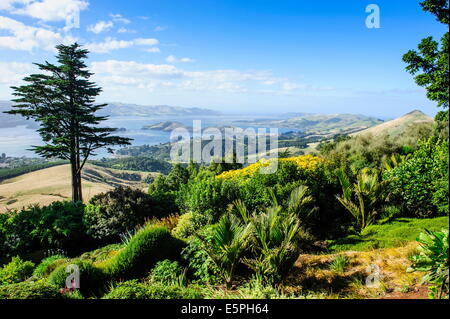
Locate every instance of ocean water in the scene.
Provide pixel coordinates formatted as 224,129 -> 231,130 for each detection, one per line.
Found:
0,115 -> 294,158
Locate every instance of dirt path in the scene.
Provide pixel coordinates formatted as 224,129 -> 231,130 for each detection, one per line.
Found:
381,286 -> 429,299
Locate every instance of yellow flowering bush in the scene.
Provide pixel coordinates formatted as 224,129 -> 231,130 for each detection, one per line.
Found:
217,155 -> 325,180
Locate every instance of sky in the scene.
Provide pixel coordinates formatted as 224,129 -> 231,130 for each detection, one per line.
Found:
0,0 -> 447,118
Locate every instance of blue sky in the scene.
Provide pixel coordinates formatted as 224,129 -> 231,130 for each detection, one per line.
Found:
0,0 -> 447,118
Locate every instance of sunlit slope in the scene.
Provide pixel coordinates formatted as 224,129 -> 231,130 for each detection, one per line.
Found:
352,110 -> 434,137
0,164 -> 156,212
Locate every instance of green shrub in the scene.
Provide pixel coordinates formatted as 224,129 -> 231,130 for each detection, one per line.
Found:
176,159 -> 339,238
172,212 -> 196,239
33,255 -> 68,278
320,124 -> 433,171
104,225 -> 185,280
0,256 -> 35,285
148,164 -> 190,216
384,137 -> 449,217
149,260 -> 184,285
47,259 -> 106,297
0,201 -> 88,256
84,186 -> 157,243
408,229 -> 449,299
103,280 -> 203,299
90,156 -> 172,174
0,281 -> 65,299
336,168 -> 389,232
177,173 -> 238,229
181,229 -> 220,284
198,213 -> 249,288
78,243 -> 124,263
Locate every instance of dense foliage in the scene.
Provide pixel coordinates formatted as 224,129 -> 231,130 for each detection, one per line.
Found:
384,137 -> 449,217
0,256 -> 34,286
0,201 -> 88,257
408,229 -> 449,299
103,280 -> 203,299
149,260 -> 185,285
90,156 -> 172,174
84,186 -> 157,243
319,123 -> 433,172
0,281 -> 69,299
103,225 -> 185,280
337,168 -> 389,232
32,255 -> 68,279
48,259 -> 106,297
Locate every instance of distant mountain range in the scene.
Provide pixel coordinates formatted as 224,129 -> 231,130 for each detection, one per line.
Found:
0,101 -> 38,129
235,113 -> 384,136
0,101 -> 221,129
97,102 -> 221,117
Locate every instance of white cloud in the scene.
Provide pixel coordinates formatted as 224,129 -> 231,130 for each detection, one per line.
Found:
0,62 -> 36,84
90,60 -> 290,94
86,38 -> 133,53
86,37 -> 159,53
9,0 -> 88,22
134,38 -> 159,46
87,14 -> 130,34
117,27 -> 135,33
0,0 -> 29,11
87,20 -> 113,34
91,60 -> 183,80
0,15 -> 76,51
166,55 -> 195,63
110,13 -> 130,24
144,47 -> 161,53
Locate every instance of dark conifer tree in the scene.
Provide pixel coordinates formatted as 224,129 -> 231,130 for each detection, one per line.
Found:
5,43 -> 131,202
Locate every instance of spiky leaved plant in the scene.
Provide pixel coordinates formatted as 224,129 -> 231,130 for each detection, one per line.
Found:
336,168 -> 388,232
197,213 -> 250,289
234,186 -> 311,285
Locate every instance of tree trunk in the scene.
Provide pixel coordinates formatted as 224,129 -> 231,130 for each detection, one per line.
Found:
76,134 -> 83,203
70,157 -> 80,202
77,170 -> 83,203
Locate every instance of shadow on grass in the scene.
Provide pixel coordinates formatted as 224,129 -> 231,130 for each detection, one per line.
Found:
287,265 -> 366,294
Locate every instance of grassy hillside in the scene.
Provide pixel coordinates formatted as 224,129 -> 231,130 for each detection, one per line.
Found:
0,164 -> 157,213
328,217 -> 449,252
353,110 -> 434,137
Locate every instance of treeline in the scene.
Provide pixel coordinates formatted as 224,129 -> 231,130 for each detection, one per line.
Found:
89,156 -> 172,174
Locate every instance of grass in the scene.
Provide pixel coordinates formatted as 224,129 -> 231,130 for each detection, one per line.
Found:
290,242 -> 427,298
328,217 -> 449,253
0,164 -> 155,213
329,255 -> 349,273
353,110 -> 433,138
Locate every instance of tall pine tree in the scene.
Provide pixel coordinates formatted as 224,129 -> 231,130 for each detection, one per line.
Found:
5,43 -> 131,202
